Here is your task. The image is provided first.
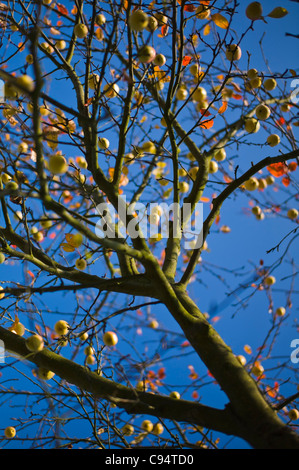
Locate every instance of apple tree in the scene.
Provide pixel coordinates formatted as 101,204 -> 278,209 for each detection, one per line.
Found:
0,0 -> 299,449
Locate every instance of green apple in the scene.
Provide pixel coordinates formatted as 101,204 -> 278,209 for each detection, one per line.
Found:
146,16 -> 158,32
75,258 -> 87,270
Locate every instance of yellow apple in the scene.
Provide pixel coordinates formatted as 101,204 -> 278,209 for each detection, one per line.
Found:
103,83 -> 119,98
141,420 -> 153,432
37,368 -> 55,380
236,355 -> 247,366
153,53 -> 166,67
281,103 -> 291,113
267,134 -> 280,147
122,424 -> 134,436
250,76 -> 262,89
13,322 -> 25,336
54,320 -> 69,336
169,391 -> 180,399
4,426 -> 16,438
95,14 -> 106,26
79,331 -> 89,341
244,177 -> 259,191
86,354 -> 96,365
176,87 -> 188,100
88,74 -> 100,90
146,16 -> 158,32
142,141 -> 156,154
138,45 -> 156,64
0,286 -> 5,300
103,331 -> 118,346
0,253 -> 5,264
74,23 -> 88,39
153,12 -> 168,26
258,178 -> 267,190
252,206 -> 261,216
32,231 -> 44,243
264,275 -> 276,286
225,44 -> 242,61
152,423 -> 164,435
255,104 -> 271,120
209,160 -> 218,174
251,362 -> 264,377
25,334 -> 44,352
178,181 -> 189,193
5,181 -> 19,191
17,142 -> 28,153
15,75 -> 35,93
214,148 -> 226,162
256,212 -> 265,221
191,86 -> 207,102
75,258 -> 87,270
264,78 -> 277,91
26,54 -> 34,64
247,68 -> 258,79
48,153 -> 68,174
275,307 -> 286,317
246,2 -> 263,21
266,175 -> 275,185
128,9 -> 148,31
149,320 -> 159,329
287,208 -> 298,220
98,137 -> 110,149
245,117 -> 260,133
55,40 -> 66,50
288,409 -> 299,421
189,63 -> 201,77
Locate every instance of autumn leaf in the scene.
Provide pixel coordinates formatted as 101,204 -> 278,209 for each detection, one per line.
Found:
244,344 -> 252,355
160,24 -> 168,37
184,4 -> 196,12
200,0 -> 210,4
282,176 -> 290,187
56,3 -> 68,16
199,119 -> 214,129
203,23 -> 211,36
182,55 -> 192,66
267,162 -> 287,178
211,13 -> 229,29
218,101 -> 228,114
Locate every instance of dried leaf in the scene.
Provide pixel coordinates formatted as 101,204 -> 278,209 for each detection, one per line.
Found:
203,23 -> 211,36
211,13 -> 229,29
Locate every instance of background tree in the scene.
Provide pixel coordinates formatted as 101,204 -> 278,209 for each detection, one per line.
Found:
0,0 -> 298,450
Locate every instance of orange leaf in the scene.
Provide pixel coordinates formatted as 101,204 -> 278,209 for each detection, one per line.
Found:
218,101 -> 228,114
211,13 -> 229,29
182,55 -> 192,66
244,344 -> 252,355
199,119 -> 214,129
200,197 -> 210,203
282,176 -> 290,187
232,93 -> 242,100
288,161 -> 297,172
27,270 -> 35,279
267,162 -> 287,178
161,24 -> 169,36
200,0 -> 210,4
192,391 -> 199,399
157,367 -> 166,379
211,315 -> 221,323
215,214 -> 220,225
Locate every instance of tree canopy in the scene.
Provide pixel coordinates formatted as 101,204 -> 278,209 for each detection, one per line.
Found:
0,0 -> 298,450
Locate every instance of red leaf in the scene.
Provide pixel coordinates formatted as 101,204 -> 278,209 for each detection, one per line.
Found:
232,93 -> 242,100
184,4 -> 196,12
161,24 -> 169,37
56,3 -> 69,15
282,176 -> 290,187
182,55 -> 192,66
